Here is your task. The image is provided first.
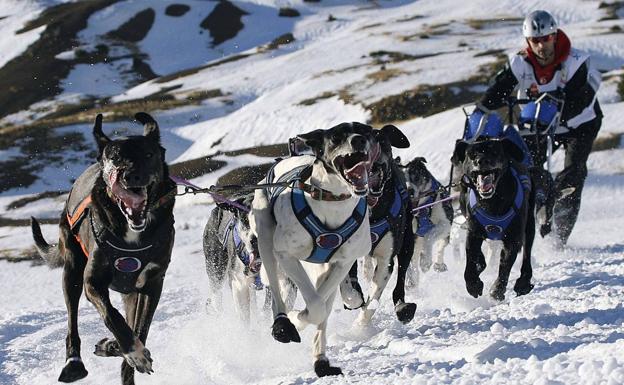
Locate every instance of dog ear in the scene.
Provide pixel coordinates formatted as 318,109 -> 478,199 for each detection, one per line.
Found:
135,112 -> 160,143
451,140 -> 468,164
380,125 -> 410,148
296,129 -> 324,156
502,138 -> 525,163
414,156 -> 427,164
93,114 -> 110,156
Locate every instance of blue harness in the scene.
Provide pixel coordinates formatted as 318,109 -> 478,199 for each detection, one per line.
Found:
370,178 -> 409,250
265,162 -> 367,264
413,179 -> 444,237
468,167 -> 531,240
222,218 -> 263,289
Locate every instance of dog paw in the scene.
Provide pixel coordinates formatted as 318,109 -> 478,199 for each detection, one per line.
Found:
58,358 -> 88,383
419,257 -> 432,273
314,359 -> 343,377
340,278 -> 365,310
433,262 -> 448,272
123,338 -> 153,374
272,314 -> 301,343
94,338 -> 121,357
394,300 -> 417,324
465,279 -> 483,298
514,278 -> 535,296
489,280 -> 507,301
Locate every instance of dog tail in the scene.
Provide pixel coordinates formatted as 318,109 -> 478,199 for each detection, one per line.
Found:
30,217 -> 63,268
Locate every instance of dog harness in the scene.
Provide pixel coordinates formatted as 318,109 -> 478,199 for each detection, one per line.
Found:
467,167 -> 531,240
369,178 -> 409,250
265,162 -> 366,264
413,179 -> 444,237
222,217 -> 263,289
66,168 -> 176,294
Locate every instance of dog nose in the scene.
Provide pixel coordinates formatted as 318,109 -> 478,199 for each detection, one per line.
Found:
350,135 -> 367,152
123,170 -> 146,185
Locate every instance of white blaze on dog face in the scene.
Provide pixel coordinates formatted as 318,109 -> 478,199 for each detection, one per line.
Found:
404,158 -> 431,201
296,123 -> 378,195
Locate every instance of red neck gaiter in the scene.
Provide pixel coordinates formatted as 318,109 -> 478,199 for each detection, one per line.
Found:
525,29 -> 571,85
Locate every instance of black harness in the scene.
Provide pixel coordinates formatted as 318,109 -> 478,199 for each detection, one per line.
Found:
65,164 -> 175,294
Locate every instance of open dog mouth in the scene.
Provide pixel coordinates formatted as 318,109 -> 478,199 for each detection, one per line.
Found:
367,165 -> 387,206
472,170 -> 498,199
109,171 -> 149,232
334,152 -> 371,196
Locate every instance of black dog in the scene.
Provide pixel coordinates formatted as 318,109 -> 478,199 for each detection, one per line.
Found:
31,113 -> 176,385
339,125 -> 417,325
452,137 -> 535,301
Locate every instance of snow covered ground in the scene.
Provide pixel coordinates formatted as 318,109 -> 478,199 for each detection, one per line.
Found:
1,0 -> 624,384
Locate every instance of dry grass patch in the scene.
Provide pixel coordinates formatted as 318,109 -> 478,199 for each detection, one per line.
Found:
366,68 -> 406,82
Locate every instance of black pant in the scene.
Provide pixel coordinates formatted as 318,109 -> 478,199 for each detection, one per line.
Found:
523,117 -> 601,244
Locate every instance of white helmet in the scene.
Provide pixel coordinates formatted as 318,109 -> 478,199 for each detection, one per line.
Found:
523,10 -> 558,38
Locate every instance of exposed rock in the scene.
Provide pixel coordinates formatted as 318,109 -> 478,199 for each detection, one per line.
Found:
165,4 -> 191,17
200,0 -> 249,46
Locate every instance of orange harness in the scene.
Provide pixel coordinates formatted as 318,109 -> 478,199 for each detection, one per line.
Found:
67,194 -> 92,258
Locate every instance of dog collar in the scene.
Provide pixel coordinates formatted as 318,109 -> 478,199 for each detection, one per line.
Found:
296,181 -> 352,202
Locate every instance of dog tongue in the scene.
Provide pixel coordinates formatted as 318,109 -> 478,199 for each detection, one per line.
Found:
345,162 -> 369,191
109,171 -> 146,209
477,174 -> 494,193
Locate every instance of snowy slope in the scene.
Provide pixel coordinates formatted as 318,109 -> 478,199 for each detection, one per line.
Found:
2,0 -> 624,384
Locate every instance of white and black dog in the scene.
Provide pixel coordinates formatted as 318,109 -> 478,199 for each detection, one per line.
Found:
250,122 -> 378,377
338,125 -> 417,325
400,157 -> 453,286
203,193 -> 296,322
452,137 -> 535,301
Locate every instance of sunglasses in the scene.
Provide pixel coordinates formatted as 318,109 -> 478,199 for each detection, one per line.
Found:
528,34 -> 555,44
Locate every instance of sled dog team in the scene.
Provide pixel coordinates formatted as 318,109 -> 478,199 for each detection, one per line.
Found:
30,8 -> 603,382
31,111 -> 546,383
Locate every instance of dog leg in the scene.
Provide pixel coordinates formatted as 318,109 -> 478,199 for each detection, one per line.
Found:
432,221 -> 451,272
280,257 -> 328,327
490,242 -> 521,301
515,201 -> 536,296
231,275 -> 251,324
356,254 -> 393,326
418,237 -> 433,273
251,194 -> 301,343
84,275 -> 152,377
406,236 -> 423,288
392,224 -> 416,323
432,239 -> 449,272
94,292 -> 137,359
312,291 -> 342,377
58,253 -> 89,383
362,255 -> 375,283
464,233 -> 485,298
120,285 -> 164,384
339,262 -> 365,310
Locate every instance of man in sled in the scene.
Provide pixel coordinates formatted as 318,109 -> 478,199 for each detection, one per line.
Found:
473,9 -> 602,247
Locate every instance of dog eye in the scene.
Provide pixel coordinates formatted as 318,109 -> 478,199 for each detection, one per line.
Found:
331,133 -> 342,143
145,152 -> 153,159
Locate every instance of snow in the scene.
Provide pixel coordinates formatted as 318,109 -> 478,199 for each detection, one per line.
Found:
2,0 -> 624,384
0,0 -> 45,69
